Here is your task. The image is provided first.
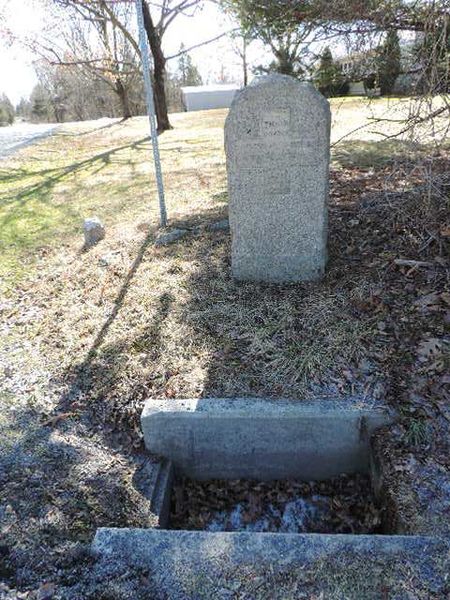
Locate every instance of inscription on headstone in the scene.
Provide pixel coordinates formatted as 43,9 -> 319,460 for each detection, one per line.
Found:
225,74 -> 331,282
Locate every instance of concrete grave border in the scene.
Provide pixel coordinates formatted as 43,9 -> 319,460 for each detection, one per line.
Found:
141,398 -> 394,481
92,529 -> 449,597
92,398 -> 450,596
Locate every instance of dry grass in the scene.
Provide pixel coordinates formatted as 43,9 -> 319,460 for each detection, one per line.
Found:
1,99 -> 447,419
0,99 -> 448,596
2,96 -> 448,288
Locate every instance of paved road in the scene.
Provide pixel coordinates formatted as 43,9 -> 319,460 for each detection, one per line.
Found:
0,123 -> 57,158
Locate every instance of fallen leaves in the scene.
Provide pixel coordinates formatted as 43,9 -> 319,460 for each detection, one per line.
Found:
439,224 -> 450,238
441,292 -> 450,306
37,583 -> 55,600
416,337 -> 447,374
170,474 -> 381,535
414,291 -> 450,313
413,292 -> 441,312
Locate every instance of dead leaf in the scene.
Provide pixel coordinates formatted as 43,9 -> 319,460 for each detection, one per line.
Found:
414,292 -> 440,312
441,292 -> 450,306
43,412 -> 76,427
417,338 -> 442,361
38,583 -> 55,600
424,359 -> 444,374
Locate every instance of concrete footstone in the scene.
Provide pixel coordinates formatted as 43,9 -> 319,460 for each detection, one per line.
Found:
141,397 -> 394,480
93,529 -> 449,598
92,397 -> 449,596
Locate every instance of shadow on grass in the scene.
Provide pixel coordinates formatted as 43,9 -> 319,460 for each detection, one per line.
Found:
71,204 -> 229,372
79,230 -> 159,366
57,118 -> 127,138
0,396 -> 159,589
57,117 -> 172,139
53,190 -> 370,440
56,206 -> 227,416
5,193 -> 384,591
0,136 -> 150,208
0,137 -> 152,274
332,139 -> 433,169
0,404 -> 85,585
44,135 -> 421,446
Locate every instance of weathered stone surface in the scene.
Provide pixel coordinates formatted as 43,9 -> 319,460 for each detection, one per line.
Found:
141,398 -> 394,480
225,74 -> 330,282
83,217 -> 105,247
207,219 -> 229,232
154,228 -> 188,247
92,529 -> 449,599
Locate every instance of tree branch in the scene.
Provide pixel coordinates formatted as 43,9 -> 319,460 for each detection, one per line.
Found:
166,29 -> 237,60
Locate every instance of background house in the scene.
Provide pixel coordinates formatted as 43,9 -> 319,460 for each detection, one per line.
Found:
181,84 -> 240,111
337,35 -> 421,96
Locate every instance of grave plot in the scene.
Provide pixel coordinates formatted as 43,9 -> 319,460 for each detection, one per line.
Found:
93,397 -> 446,598
91,75 -> 448,597
138,397 -> 391,535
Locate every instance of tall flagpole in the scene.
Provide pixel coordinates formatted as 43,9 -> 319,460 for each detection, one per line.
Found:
135,0 -> 167,227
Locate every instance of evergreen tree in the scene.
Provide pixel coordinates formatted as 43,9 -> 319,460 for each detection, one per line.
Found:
378,29 -> 401,95
16,97 -> 32,120
0,94 -> 15,126
30,85 -> 54,122
177,44 -> 203,86
314,47 -> 348,97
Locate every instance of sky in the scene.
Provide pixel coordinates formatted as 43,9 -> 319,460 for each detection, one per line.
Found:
0,0 -> 269,105
0,0 -> 43,103
0,0 -> 395,105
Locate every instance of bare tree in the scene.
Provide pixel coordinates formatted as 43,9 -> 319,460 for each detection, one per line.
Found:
139,0 -> 224,131
20,1 -> 235,130
41,0 -> 141,120
64,1 -> 207,131
140,0 -> 174,131
50,1 -> 217,131
32,56 -> 126,122
229,30 -> 252,85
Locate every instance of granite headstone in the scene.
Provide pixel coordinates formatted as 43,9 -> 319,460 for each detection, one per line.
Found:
225,74 -> 330,282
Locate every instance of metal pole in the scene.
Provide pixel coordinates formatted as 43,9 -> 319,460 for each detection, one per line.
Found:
135,0 -> 167,227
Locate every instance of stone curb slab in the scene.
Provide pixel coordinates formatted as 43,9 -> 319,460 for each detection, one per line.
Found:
93,529 -> 449,598
141,398 -> 394,480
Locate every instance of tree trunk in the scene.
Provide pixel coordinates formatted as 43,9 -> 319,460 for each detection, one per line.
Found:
141,0 -> 172,133
116,78 -> 132,120
243,38 -> 248,86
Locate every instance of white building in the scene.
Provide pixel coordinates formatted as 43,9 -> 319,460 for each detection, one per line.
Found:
181,84 -> 240,112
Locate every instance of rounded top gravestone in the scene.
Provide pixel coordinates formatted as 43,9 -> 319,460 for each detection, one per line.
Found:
225,74 -> 331,283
